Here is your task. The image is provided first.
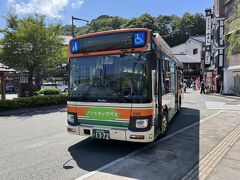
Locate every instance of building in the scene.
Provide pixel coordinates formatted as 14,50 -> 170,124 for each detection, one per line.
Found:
60,35 -> 72,46
1,36 -> 72,95
210,0 -> 240,95
172,36 -> 205,89
0,63 -> 16,99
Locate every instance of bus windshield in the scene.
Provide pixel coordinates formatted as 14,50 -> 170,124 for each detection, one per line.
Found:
69,52 -> 151,103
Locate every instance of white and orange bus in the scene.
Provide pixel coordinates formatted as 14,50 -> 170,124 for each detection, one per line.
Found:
67,28 -> 183,142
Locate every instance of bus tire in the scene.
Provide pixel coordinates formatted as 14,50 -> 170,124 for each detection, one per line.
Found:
160,111 -> 168,137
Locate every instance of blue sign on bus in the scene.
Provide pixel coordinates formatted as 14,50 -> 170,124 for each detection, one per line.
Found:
133,32 -> 146,47
70,40 -> 79,53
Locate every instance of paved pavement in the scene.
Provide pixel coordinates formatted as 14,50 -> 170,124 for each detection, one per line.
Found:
82,90 -> 240,180
0,89 -> 239,180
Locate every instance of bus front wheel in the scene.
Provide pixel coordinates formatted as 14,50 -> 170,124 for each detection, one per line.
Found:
160,111 -> 169,136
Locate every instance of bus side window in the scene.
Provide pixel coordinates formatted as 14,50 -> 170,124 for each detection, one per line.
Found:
165,60 -> 171,94
161,60 -> 166,95
169,61 -> 175,93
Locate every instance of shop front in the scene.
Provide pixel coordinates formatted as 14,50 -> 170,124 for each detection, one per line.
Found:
223,65 -> 240,95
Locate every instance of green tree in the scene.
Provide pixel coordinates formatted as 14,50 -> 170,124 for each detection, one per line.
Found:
60,13 -> 205,47
155,15 -> 181,46
225,0 -> 240,57
91,15 -> 126,32
0,13 -> 65,95
61,25 -> 73,36
124,13 -> 156,31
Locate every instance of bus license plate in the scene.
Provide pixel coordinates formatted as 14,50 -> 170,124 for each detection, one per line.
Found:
93,129 -> 110,140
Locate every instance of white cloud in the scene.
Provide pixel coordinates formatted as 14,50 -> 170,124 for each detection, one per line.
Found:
8,0 -> 85,18
71,0 -> 84,9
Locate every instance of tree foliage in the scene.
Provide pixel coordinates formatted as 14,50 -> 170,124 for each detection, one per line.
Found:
124,13 -> 156,30
89,15 -> 127,33
61,13 -> 206,47
0,14 -> 66,95
225,0 -> 240,57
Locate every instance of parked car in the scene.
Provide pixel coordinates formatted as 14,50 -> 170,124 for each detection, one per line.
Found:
41,83 -> 68,92
6,85 -> 16,93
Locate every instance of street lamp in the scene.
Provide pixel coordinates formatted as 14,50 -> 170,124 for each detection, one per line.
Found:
71,16 -> 89,38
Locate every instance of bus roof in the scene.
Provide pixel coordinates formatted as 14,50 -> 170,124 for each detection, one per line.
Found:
71,28 -> 151,40
68,28 -> 152,57
154,33 -> 183,68
68,28 -> 183,68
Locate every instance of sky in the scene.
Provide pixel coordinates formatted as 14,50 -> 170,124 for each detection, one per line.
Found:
0,0 -> 213,35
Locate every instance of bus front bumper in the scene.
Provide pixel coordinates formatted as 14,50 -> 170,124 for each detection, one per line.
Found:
67,124 -> 155,143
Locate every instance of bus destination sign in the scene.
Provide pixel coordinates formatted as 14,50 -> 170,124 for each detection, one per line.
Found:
70,31 -> 147,54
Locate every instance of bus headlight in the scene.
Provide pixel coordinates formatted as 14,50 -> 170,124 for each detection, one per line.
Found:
67,113 -> 75,124
136,119 -> 149,129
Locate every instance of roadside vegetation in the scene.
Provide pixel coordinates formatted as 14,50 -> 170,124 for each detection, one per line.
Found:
0,13 -> 68,96
0,94 -> 67,111
37,88 -> 60,95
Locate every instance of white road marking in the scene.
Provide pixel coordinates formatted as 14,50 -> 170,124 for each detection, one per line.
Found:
75,110 -> 224,180
205,101 -> 240,110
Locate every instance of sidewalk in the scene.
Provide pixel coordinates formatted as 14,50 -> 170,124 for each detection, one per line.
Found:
207,134 -> 240,180
183,88 -> 240,101
80,110 -> 240,180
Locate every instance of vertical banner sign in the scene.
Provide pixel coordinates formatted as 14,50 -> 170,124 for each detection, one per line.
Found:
205,51 -> 211,65
213,18 -> 224,67
219,49 -> 224,67
219,19 -> 224,47
205,9 -> 212,65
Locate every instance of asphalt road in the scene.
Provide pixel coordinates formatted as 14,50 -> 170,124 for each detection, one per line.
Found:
0,89 -> 239,180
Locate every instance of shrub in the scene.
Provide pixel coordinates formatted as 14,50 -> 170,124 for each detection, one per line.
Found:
0,94 -> 68,111
37,88 -> 60,95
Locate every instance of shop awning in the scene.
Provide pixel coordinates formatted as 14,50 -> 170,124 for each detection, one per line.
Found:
0,63 -> 15,72
174,54 -> 200,63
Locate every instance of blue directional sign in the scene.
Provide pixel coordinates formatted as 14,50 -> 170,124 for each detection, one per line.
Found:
133,32 -> 146,47
70,40 -> 79,53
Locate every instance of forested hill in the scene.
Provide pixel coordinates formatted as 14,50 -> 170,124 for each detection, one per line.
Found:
61,13 -> 205,47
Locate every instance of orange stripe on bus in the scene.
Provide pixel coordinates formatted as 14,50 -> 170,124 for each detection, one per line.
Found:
131,108 -> 153,116
67,106 -> 153,119
67,106 -> 77,113
76,107 -> 90,117
112,108 -> 131,120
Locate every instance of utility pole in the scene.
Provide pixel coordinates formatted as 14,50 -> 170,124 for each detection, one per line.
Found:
71,16 -> 89,38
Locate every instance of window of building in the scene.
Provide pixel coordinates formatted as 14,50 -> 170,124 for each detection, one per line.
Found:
193,48 -> 198,55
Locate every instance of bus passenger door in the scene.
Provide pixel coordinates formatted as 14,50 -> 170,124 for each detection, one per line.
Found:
151,70 -> 158,122
152,67 -> 163,137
